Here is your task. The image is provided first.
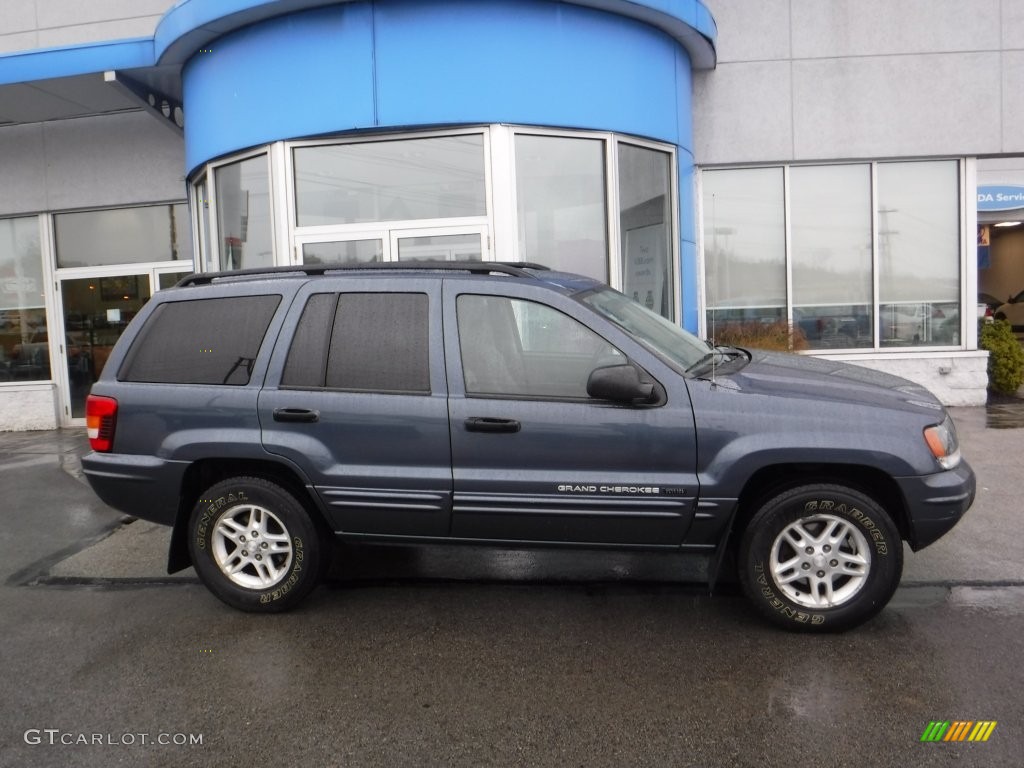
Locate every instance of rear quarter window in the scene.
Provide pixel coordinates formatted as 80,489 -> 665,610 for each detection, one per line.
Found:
119,295 -> 281,384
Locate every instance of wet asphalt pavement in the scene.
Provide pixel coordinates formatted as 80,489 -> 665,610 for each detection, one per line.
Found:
1,407 -> 1023,767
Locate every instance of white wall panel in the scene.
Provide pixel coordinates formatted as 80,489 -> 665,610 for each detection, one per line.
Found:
37,17 -> 166,49
0,31 -> 39,55
792,53 -> 1000,160
791,0 -> 1000,59
701,0 -> 790,63
0,0 -> 38,35
1002,51 -> 1024,154
0,124 -> 47,215
693,61 -> 793,164
35,0 -> 173,30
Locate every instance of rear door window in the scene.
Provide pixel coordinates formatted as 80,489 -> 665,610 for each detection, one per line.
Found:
282,292 -> 430,394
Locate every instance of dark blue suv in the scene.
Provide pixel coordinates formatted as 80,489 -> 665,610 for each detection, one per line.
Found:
81,263 -> 974,631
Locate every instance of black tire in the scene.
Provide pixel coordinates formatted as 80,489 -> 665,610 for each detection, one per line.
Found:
188,477 -> 325,612
738,484 -> 903,632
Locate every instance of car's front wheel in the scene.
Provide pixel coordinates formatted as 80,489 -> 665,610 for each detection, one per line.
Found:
738,484 -> 903,632
188,477 -> 326,612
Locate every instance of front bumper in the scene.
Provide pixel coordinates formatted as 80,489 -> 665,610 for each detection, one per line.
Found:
897,460 -> 976,551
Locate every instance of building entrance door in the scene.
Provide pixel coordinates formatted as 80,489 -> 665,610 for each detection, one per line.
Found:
55,266 -> 190,424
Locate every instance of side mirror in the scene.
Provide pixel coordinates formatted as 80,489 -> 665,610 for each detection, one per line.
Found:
587,364 -> 655,404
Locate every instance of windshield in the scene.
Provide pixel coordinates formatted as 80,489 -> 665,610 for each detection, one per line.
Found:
578,288 -> 712,371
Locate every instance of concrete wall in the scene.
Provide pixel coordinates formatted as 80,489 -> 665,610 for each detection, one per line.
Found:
0,0 -> 174,55
824,351 -> 990,407
0,384 -> 59,431
694,0 -> 1021,163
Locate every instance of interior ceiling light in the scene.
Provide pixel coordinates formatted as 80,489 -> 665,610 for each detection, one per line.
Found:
993,221 -> 1022,227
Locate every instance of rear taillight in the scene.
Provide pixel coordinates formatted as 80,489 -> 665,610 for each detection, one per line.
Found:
85,395 -> 118,452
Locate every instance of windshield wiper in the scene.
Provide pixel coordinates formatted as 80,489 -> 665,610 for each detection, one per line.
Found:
685,345 -> 750,375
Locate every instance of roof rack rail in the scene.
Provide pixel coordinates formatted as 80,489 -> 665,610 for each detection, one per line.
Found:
174,261 -> 550,288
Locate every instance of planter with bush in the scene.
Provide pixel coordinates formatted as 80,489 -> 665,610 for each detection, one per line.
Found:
979,319 -> 1024,395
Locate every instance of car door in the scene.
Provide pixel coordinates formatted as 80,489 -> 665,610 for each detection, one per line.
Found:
259,276 -> 452,537
443,279 -> 698,546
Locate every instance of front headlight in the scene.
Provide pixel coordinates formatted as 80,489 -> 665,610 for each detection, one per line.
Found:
924,415 -> 961,470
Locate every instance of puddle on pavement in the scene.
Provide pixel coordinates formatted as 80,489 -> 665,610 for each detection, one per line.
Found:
985,401 -> 1024,428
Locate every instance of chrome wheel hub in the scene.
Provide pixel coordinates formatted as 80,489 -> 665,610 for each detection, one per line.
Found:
769,513 -> 871,608
212,504 -> 293,589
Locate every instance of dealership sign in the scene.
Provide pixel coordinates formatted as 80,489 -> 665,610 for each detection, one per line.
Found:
977,185 -> 1024,211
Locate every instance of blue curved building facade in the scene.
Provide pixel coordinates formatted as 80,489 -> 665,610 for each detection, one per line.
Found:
0,0 -> 716,428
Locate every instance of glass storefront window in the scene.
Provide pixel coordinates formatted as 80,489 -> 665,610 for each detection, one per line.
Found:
302,240 -> 382,265
515,134 -> 608,282
878,161 -> 961,346
215,155 -> 273,271
619,143 -> 674,319
193,128 -> 679,314
0,217 -> 47,382
54,204 -> 192,268
294,135 -> 486,227
791,164 -> 873,349
703,167 -> 786,328
702,161 -> 964,350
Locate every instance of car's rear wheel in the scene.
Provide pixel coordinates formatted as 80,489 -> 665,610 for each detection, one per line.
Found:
738,484 -> 903,632
188,477 -> 325,612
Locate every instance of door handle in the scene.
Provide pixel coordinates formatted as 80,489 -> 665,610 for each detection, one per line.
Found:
273,408 -> 319,423
464,417 -> 521,433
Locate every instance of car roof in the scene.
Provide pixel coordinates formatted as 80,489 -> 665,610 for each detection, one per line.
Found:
171,261 -> 606,296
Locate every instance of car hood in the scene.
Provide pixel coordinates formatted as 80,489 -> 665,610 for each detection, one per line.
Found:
705,349 -> 946,417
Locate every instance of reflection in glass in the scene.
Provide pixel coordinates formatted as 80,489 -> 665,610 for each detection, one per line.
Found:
61,275 -> 152,417
302,240 -> 383,265
515,134 -> 608,281
294,136 -> 486,227
55,204 -> 193,268
703,167 -> 785,326
619,143 -> 673,319
157,271 -> 190,291
0,217 -> 47,381
878,161 -> 960,346
880,301 -> 961,347
396,234 -> 481,261
215,155 -> 273,271
791,165 -> 873,349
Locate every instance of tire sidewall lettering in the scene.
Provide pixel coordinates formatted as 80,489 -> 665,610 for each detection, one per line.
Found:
195,491 -> 249,551
803,498 -> 889,556
258,536 -> 304,604
753,563 -> 826,625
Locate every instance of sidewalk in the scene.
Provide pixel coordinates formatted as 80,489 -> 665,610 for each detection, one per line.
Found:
2,403 -> 1022,586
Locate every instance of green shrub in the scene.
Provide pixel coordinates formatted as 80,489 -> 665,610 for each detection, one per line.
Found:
708,321 -> 808,352
980,320 -> 1024,395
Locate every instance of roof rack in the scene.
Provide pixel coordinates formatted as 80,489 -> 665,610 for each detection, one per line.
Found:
174,261 -> 550,288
